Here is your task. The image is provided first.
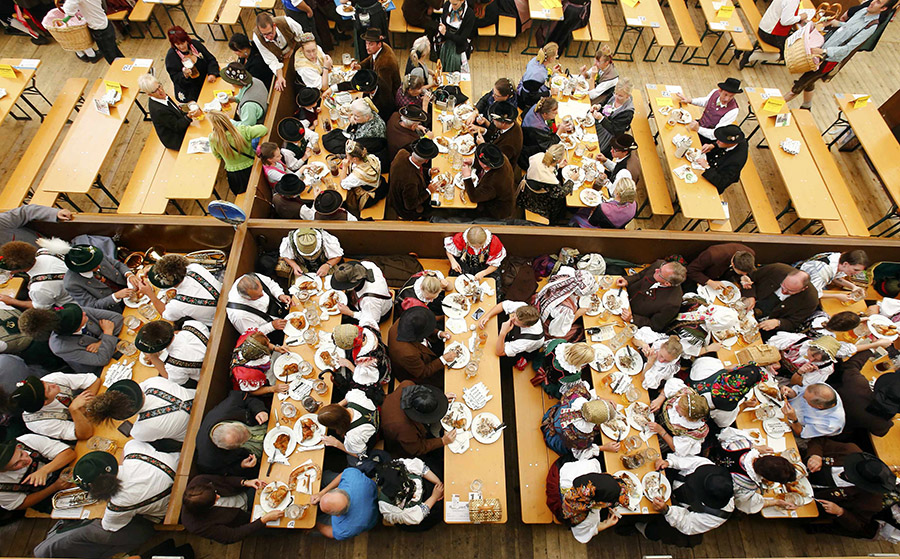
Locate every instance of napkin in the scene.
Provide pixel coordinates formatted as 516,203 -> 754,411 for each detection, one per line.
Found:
297,444 -> 325,452
479,281 -> 495,296
445,317 -> 468,334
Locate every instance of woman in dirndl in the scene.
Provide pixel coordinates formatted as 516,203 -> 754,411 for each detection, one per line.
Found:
434,0 -> 475,72
648,377 -> 710,456
533,269 -> 597,341
229,329 -> 288,397
532,339 -> 595,399
541,380 -> 619,456
442,226 -> 506,283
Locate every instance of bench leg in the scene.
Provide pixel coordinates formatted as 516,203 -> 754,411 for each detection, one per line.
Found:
8,102 -> 34,121
611,26 -> 642,62
735,212 -> 756,232
775,200 -> 794,221
563,41 -> 583,58
880,221 -> 900,238
634,199 -> 651,219
661,201 -> 681,230
681,29 -> 719,66
796,220 -> 821,235
195,200 -> 209,215
643,35 -> 664,62
475,35 -> 492,52
667,38 -> 687,63
92,175 -> 119,212
869,204 -> 899,233
148,11 -> 167,38
496,35 -> 512,53
57,194 -> 84,213
205,23 -> 227,41
521,24 -> 541,55
170,200 -> 187,215
715,37 -> 736,65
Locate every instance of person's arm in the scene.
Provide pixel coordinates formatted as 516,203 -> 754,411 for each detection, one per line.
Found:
198,41 -> 220,77
245,124 -> 269,141
234,102 -> 264,128
0,295 -> 32,309
689,90 -> 714,108
780,0 -> 803,26
253,33 -> 284,73
698,106 -> 739,140
824,21 -> 878,61
464,175 -> 495,203
0,205 -> 61,231
701,153 -> 743,191
16,478 -> 72,510
165,50 -> 194,91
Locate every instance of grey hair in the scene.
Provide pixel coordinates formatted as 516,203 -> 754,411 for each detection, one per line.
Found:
236,274 -> 262,299
210,422 -> 250,449
807,383 -> 838,409
138,73 -> 161,94
326,488 -> 351,515
350,98 -> 373,118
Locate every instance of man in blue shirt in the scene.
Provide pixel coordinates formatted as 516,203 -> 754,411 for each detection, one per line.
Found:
311,467 -> 379,540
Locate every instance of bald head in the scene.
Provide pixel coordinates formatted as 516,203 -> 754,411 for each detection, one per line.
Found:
781,269 -> 810,295
236,274 -> 263,300
319,489 -> 350,516
805,383 -> 838,409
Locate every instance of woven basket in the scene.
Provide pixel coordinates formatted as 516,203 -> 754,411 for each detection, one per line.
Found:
784,33 -> 819,74
48,19 -> 93,52
468,499 -> 502,523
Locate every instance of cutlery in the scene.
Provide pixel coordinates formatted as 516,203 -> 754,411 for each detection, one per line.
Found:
491,422 -> 507,434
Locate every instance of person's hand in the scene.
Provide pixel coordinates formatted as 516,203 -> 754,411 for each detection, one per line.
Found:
807,455 -> 823,473
442,429 -> 457,445
0,294 -> 17,305
645,348 -> 659,365
600,442 -> 621,452
810,47 -> 825,56
310,492 -> 323,505
461,160 -> 473,179
243,478 -> 267,490
442,347 -> 461,363
316,263 -> 331,277
655,458 -> 670,470
686,121 -> 700,132
499,318 -> 514,333
799,11 -> 808,22
675,93 -> 689,104
206,74 -> 217,83
57,209 -> 74,221
649,394 -> 665,413
71,391 -> 94,412
705,280 -> 724,291
773,499 -> 798,510
740,275 -> 753,289
743,296 -> 756,309
474,270 -> 488,282
254,411 -> 269,425
438,23 -> 447,35
323,54 -> 333,70
114,288 -> 134,301
51,478 -> 75,491
798,363 -> 817,374
432,481 -> 444,500
182,67 -> 193,78
449,259 -> 462,274
650,497 -> 668,512
99,319 -> 115,335
475,132 -> 485,145
614,278 -> 628,287
271,318 -> 287,331
647,421 -> 665,436
697,155 -> 710,169
598,512 -> 620,531
817,499 -> 844,516
278,294 -> 292,305
272,345 -> 288,354
758,319 -> 780,331
437,330 -> 451,342
241,454 -> 258,469
337,303 -> 353,317
274,75 -> 286,92
351,61 -> 361,71
138,279 -> 155,295
596,152 -> 608,163
323,435 -> 341,447
744,395 -> 759,408
781,385 -> 797,400
24,467 -> 50,486
261,509 -> 286,523
275,383 -> 289,394
621,308 -> 633,323
86,341 -> 102,353
754,444 -> 775,454
427,180 -> 440,194
781,401 -> 798,422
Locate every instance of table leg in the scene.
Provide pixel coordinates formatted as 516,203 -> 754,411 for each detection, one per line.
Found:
134,99 -> 151,122
148,11 -> 166,39
796,220 -> 821,235
170,200 -> 187,215
520,23 -> 540,55
206,23 -> 227,41
879,221 -> 900,238
195,200 -> 209,215
735,212 -> 754,232
661,200 -> 681,229
24,77 -> 51,106
667,38 -> 687,63
92,175 -> 120,211
612,26 -> 643,62
715,36 -> 735,65
635,199 -> 651,219
643,35 -> 664,62
868,204 -> 899,232
681,29 -> 719,66
57,194 -> 84,213
8,102 -> 33,121
824,111 -> 851,149
166,3 -> 201,40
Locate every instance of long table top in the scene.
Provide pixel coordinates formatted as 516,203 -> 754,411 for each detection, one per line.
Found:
696,0 -> 752,50
744,87 -> 839,221
0,58 -> 40,124
527,0 -> 563,21
619,0 -> 675,46
430,74 -> 477,210
860,355 -> 900,466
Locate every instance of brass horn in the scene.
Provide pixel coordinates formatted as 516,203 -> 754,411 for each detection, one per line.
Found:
145,246 -> 166,264
123,252 -> 145,270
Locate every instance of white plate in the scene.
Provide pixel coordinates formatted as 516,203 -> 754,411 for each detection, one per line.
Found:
259,481 -> 293,513
471,412 -> 502,444
716,281 -> 741,304
274,351 -> 304,381
318,289 -> 347,315
263,425 -> 297,458
294,414 -> 325,446
139,349 -> 167,367
754,383 -> 783,406
590,344 -> 616,372
314,345 -> 343,371
283,312 -> 309,338
625,401 -> 653,432
602,290 -> 628,315
444,341 -> 470,369
336,3 -> 355,15
560,136 -> 577,150
600,416 -> 631,441
615,346 -> 643,376
868,314 -> 899,340
763,418 -> 790,438
642,471 -> 672,501
711,328 -> 739,348
442,293 -> 471,319
675,108 -> 692,124
562,165 -> 585,184
782,477 -> 813,505
287,377 -> 313,401
579,113 -> 595,128
123,293 -> 150,309
579,188 -> 603,207
454,274 -> 479,296
453,172 -> 477,189
451,135 -> 476,156
441,400 -> 473,431
293,273 -> 322,293
434,136 -> 451,154
447,430 -> 471,453
303,162 -> 329,180
579,293 -> 604,316
613,470 -> 643,512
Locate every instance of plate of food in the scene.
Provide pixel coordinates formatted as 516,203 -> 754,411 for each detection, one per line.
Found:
613,470 -> 643,512
590,343 -> 616,372
453,102 -> 476,119
471,412 -> 503,444
294,414 -> 325,447
441,400 -> 473,431
283,312 -> 308,337
562,165 -> 585,184
260,481 -> 292,513
657,105 -> 673,116
336,3 -> 355,15
560,135 -> 577,150
451,135 -> 476,156
600,415 -> 630,441
318,289 -> 348,315
453,171 -> 477,189
303,161 -> 329,180
616,346 -> 644,375
642,471 -> 672,501
868,314 -> 899,340
579,188 -> 603,207
683,147 -> 702,163
625,401 -> 653,432
314,345 -> 343,371
444,341 -> 471,369
454,274 -> 479,296
716,281 -> 741,304
754,382 -> 783,406
434,136 -> 451,153
274,351 -> 304,381
674,108 -> 692,124
763,418 -> 790,438
781,477 -> 813,505
288,461 -> 320,493
263,425 -> 297,458
123,293 -> 150,309
293,273 -> 322,293
577,294 -> 601,317
139,349 -> 167,367
602,289 -> 628,315
578,113 -> 595,128
442,293 -> 472,319
711,328 -> 739,347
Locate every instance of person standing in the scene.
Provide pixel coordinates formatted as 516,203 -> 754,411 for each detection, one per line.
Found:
228,32 -> 274,87
696,125 -> 748,194
61,0 -> 123,63
164,26 -> 220,103
138,74 -> 201,151
461,144 -> 515,220
388,139 -> 441,221
253,13 -> 305,91
675,78 -> 742,145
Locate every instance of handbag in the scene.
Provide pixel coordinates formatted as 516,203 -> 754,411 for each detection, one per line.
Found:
468,498 -> 502,523
735,344 -> 780,366
275,258 -> 293,279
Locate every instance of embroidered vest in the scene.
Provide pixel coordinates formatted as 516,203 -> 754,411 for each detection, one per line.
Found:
698,90 -> 738,129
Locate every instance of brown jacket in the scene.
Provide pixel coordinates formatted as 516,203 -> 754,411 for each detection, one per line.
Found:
388,149 -> 431,220
387,320 -> 444,387
386,112 -> 421,163
833,350 -> 894,441
748,263 -> 819,332
465,156 -> 515,220
625,260 -> 683,332
180,475 -> 266,544
255,16 -> 301,63
686,243 -> 755,287
492,122 -> 523,170
381,380 -> 445,457
361,44 -> 402,104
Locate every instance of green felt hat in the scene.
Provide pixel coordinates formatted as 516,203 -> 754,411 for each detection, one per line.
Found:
64,245 -> 103,273
55,303 -> 84,336
134,321 -> 174,354
73,451 -> 118,490
106,380 -> 143,419
11,375 -> 45,413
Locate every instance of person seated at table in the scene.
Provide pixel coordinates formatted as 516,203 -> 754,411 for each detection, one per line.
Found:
478,300 -> 544,358
831,351 -> 900,441
595,133 -> 642,188
311,466 -> 380,540
324,98 -> 388,166
253,13 -> 305,92
522,97 -> 574,137
781,382 -> 845,439
138,74 -> 201,151
279,227 -> 344,277
443,226 -> 506,284
374,455 -> 444,529
229,329 -> 288,397
581,45 -> 618,106
695,125 -> 748,194
533,269 -> 597,341
181,474 -> 284,543
63,244 -> 137,312
142,254 -> 222,328
532,339 -> 594,399
388,307 -> 456,387
434,0 -> 476,72
9,373 -> 98,441
614,260 -> 687,332
164,26 -> 220,104
545,457 -> 623,543
746,264 -> 818,336
388,138 -> 441,221
295,32 -> 333,91
768,334 -> 840,386
258,142 -> 303,189
381,380 -> 457,457
318,388 -> 380,458
196,390 -> 269,476
590,78 -> 635,154
471,78 -> 517,121
675,78 -> 742,145
340,140 -> 385,216
517,144 -> 572,224
471,101 -> 523,170
219,62 -> 269,128
336,69 -> 397,124
711,428 -> 799,514
300,191 -> 358,221
738,0 -> 807,68
208,111 -> 269,195
406,36 -> 439,84
229,32 -> 274,88
542,381 -> 619,457
330,322 -> 391,395
684,359 -> 762,428
395,73 -> 431,110
20,303 -> 122,375
576,176 -> 638,230
272,174 -> 307,219
638,456 -> 734,545
331,260 -> 393,325
351,27 -> 401,100
295,86 -> 322,127
685,243 -> 756,294
0,434 -> 76,512
460,144 -> 515,220
647,377 -> 710,456
799,310 -> 888,357
135,319 -> 210,388
386,105 -> 429,163
0,205 -> 72,247
631,328 -> 685,391
395,270 -> 449,315
225,273 -> 290,339
516,43 -> 559,107
0,239 -> 73,309
795,250 -> 869,301
85,378 -> 194,446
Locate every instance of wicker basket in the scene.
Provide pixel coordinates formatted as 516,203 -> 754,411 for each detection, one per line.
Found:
47,19 -> 94,52
468,499 -> 502,523
784,25 -> 820,74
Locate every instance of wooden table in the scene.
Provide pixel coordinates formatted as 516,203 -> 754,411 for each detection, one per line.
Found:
0,58 -> 42,123
522,0 -> 563,55
218,0 -> 276,26
820,289 -> 867,316
613,0 -> 675,62
250,298 -> 338,529
143,77 -> 226,214
545,93 -> 603,210
32,59 -> 151,210
0,276 -> 24,299
443,278 -> 507,523
430,73 -> 477,210
583,277 -> 669,515
743,87 -> 840,222
860,355 -> 900,466
645,84 -> 728,223
688,0 -> 753,63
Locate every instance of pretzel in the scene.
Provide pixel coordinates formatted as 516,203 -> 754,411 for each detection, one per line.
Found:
812,2 -> 841,23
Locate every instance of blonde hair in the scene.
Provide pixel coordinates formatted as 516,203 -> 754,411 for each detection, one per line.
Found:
420,274 -> 443,298
465,226 -> 487,248
661,335 -> 683,360
594,44 -> 613,64
534,97 -> 558,116
542,144 -> 566,167
614,177 -> 636,204
565,343 -> 595,367
208,111 -> 250,160
536,42 -> 559,63
615,77 -> 633,96
409,36 -> 430,66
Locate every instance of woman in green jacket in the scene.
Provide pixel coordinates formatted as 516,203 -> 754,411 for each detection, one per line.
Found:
208,111 -> 268,195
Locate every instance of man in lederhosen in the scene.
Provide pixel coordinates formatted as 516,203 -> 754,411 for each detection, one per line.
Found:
332,260 -> 392,326
85,379 -> 194,448
278,227 -> 344,278
0,239 -> 73,309
63,245 -> 139,313
0,434 -> 75,513
140,254 -> 222,328
476,300 -> 544,359
225,273 -> 291,344
135,320 -> 210,389
10,373 -> 98,442
20,303 -> 122,375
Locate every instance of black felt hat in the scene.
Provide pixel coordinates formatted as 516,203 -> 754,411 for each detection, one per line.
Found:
296,87 -> 321,108
685,464 -> 734,509
489,101 -> 517,123
475,143 -> 504,169
399,383 -> 448,424
717,77 -> 743,94
351,70 -> 378,92
842,452 -> 897,494
55,303 -> 84,336
396,306 -> 436,342
275,174 -> 306,197
360,27 -> 386,42
411,138 -> 439,159
399,105 -> 428,123
611,134 -> 638,151
572,473 -> 622,503
277,117 -> 306,143
714,124 -> 744,144
314,190 -> 343,215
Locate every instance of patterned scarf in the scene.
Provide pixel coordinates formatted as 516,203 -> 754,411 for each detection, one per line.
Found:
174,42 -> 202,62
690,365 -> 761,412
534,271 -> 597,325
561,480 -> 598,525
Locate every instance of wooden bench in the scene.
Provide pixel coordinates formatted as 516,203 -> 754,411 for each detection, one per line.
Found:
476,24 -> 497,52
665,0 -> 703,62
0,78 -> 88,212
792,108 -> 869,237
118,130 -> 179,214
733,156 -> 781,234
524,210 -> 550,225
630,89 -> 675,217
388,0 -> 412,46
738,0 -> 781,54
564,25 -> 592,57
514,362 -> 557,524
124,0 -> 166,39
360,197 -> 386,220
196,0 -> 227,40
496,15 -> 516,52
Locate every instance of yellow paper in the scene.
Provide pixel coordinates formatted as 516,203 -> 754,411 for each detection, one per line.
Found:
853,95 -> 870,109
762,96 -> 785,113
717,4 -> 734,19
105,80 -> 123,95
540,0 -> 554,8
656,97 -> 674,107
0,64 -> 16,79
623,0 -> 639,8
214,89 -> 232,97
